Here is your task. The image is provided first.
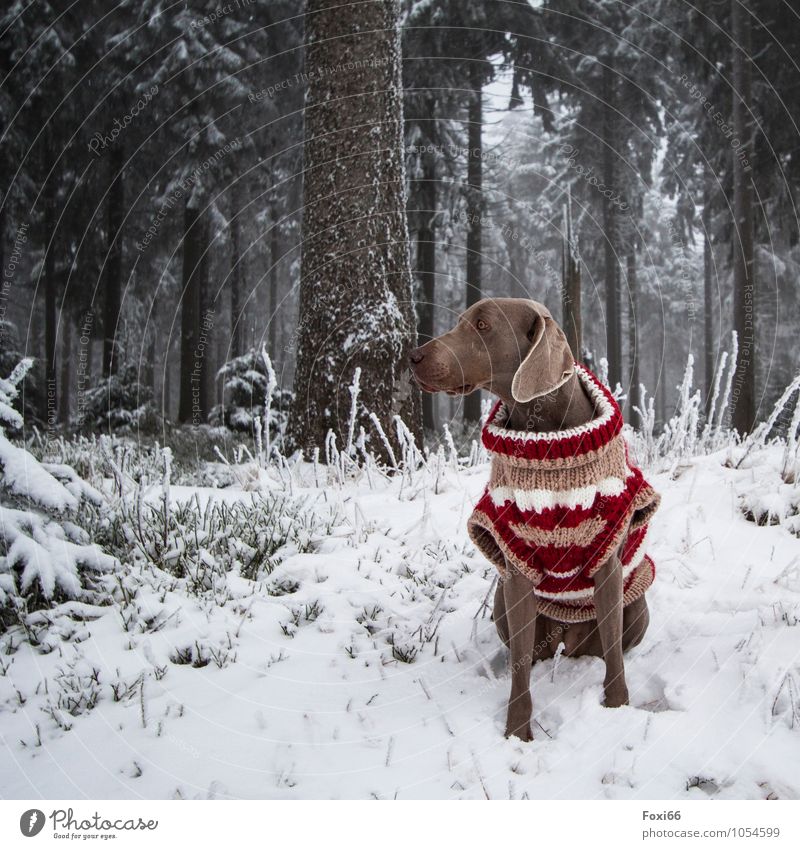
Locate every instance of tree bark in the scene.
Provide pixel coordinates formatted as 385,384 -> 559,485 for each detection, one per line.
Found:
178,200 -> 208,423
43,155 -> 57,425
0,192 -> 5,296
561,189 -> 581,362
703,169 -> 714,415
198,214 -> 210,420
658,327 -> 667,428
288,0 -> 421,457
416,138 -> 437,432
268,201 -> 279,361
731,0 -> 756,435
464,66 -> 484,425
229,180 -> 244,360
58,312 -> 71,422
102,143 -> 124,377
143,326 -> 155,400
602,59 -> 622,389
626,249 -> 641,428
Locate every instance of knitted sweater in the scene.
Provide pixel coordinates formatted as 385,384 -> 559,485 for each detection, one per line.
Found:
467,363 -> 660,624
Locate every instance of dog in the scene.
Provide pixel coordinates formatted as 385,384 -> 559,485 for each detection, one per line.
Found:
409,297 -> 660,741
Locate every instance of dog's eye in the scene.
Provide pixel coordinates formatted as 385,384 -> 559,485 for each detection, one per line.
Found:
476,319 -> 489,332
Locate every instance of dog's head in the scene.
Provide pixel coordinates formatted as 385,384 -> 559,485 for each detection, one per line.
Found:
409,297 -> 575,403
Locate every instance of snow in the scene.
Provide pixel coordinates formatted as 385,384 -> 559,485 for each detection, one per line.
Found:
0,437 -> 79,512
2,447 -> 800,799
0,359 -> 80,513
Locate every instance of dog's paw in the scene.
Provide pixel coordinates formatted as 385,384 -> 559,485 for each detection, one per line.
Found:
504,720 -> 534,742
602,687 -> 629,708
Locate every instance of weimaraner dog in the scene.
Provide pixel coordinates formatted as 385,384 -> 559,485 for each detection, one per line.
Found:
408,297 -> 659,741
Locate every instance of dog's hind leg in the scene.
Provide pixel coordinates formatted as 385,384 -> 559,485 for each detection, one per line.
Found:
493,581 -> 510,647
622,595 -> 649,651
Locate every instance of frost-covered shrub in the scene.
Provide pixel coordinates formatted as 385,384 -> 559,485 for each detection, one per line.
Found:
26,431 -> 164,490
26,427 -> 240,493
77,362 -> 159,434
154,424 -> 236,478
96,481 -> 327,593
0,320 -> 43,426
0,360 -> 118,630
628,340 -> 740,472
210,347 -> 292,438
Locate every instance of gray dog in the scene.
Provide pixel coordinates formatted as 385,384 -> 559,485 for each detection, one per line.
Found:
409,298 -> 660,741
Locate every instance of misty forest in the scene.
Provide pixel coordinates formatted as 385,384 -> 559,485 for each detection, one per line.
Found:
3,0 -> 800,800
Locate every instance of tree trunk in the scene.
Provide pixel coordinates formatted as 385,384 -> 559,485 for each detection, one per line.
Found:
464,67 -> 484,425
103,143 -> 124,377
269,201 -> 279,360
201,223 -> 212,421
143,326 -> 155,400
602,60 -> 622,389
198,215 -> 211,420
288,0 -> 420,457
703,169 -> 714,415
0,193 -> 5,295
76,309 -> 94,428
731,0 -> 756,435
561,189 -> 581,362
163,336 -> 172,421
229,181 -> 244,360
43,164 -> 57,425
658,327 -> 667,429
178,200 -> 207,423
416,138 -> 437,432
58,313 -> 71,422
626,250 -> 641,428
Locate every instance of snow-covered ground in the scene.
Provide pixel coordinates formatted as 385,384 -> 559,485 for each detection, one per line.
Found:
2,445 -> 800,800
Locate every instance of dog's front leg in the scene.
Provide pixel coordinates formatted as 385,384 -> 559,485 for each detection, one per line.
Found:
502,563 -> 537,741
592,550 -> 629,707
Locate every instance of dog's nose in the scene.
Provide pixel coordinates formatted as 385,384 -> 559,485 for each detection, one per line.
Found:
409,347 -> 425,365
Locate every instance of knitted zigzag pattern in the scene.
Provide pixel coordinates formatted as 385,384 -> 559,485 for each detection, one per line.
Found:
467,364 -> 661,623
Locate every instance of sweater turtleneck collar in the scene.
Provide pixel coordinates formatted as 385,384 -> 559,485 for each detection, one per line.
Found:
482,364 -> 623,463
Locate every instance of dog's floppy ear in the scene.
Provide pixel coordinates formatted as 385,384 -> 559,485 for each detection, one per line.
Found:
511,301 -> 576,403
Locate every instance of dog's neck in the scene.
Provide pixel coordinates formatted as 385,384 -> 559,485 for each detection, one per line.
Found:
497,370 -> 597,433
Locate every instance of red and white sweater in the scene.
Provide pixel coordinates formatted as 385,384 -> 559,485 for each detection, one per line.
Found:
467,363 -> 660,624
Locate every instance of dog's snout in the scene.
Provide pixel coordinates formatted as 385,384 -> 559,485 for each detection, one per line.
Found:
409,347 -> 425,365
